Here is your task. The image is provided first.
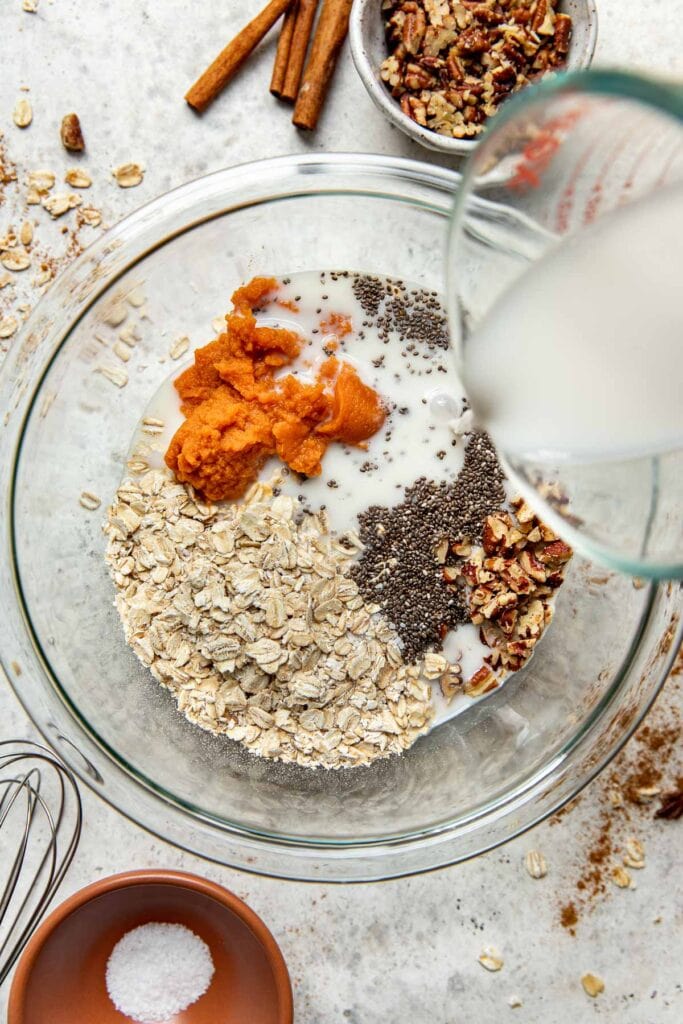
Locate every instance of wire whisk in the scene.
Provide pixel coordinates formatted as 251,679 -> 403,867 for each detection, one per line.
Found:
0,740 -> 82,985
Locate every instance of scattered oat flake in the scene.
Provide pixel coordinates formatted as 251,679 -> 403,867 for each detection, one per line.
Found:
478,948 -> 503,972
524,850 -> 547,879
20,221 -> 33,246
23,0 -> 39,11
114,163 -> 144,188
0,316 -> 19,339
104,303 -> 128,327
608,787 -> 624,808
126,287 -> 146,308
65,168 -> 92,188
96,364 -> 128,388
623,837 -> 645,868
633,784 -> 661,803
508,995 -> 523,1009
113,340 -> 132,363
1,250 -> 31,272
43,192 -> 81,218
34,268 -> 53,287
119,324 -> 140,347
0,272 -> 12,289
13,99 -> 33,128
581,973 -> 604,998
27,169 -> 55,193
211,316 -> 225,334
79,491 -> 102,511
611,865 -> 631,888
170,335 -> 190,360
80,206 -> 102,227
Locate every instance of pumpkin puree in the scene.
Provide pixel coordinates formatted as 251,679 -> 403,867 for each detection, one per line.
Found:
165,277 -> 386,501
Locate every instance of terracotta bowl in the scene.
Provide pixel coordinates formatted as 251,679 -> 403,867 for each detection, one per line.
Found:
8,870 -> 293,1024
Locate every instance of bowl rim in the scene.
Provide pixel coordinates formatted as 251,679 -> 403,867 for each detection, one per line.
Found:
7,869 -> 294,1024
349,0 -> 600,156
0,152 -> 680,881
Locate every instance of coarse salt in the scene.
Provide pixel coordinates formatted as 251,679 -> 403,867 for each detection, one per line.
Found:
105,922 -> 214,1023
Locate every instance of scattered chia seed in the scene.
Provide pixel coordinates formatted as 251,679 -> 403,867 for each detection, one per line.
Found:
350,274 -> 450,354
351,432 -> 505,662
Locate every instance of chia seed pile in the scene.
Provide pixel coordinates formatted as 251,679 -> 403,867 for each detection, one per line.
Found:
351,431 -> 505,662
351,273 -> 449,353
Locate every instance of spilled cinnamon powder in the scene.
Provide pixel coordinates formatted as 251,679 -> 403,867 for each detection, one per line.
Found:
556,655 -> 681,935
165,277 -> 386,501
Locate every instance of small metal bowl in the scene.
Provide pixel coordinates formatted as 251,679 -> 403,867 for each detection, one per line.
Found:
349,0 -> 599,157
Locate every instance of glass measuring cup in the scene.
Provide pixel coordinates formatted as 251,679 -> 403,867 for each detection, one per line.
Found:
447,70 -> 683,579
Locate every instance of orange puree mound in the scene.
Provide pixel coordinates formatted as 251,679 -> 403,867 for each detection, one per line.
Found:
165,387 -> 273,501
165,278 -> 386,501
316,362 -> 387,445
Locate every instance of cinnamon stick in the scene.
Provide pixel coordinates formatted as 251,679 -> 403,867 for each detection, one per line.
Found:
293,0 -> 353,130
270,1 -> 299,96
186,0 -> 294,113
281,0 -> 319,103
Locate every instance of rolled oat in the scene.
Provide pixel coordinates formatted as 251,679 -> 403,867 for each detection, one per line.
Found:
105,471 -> 434,769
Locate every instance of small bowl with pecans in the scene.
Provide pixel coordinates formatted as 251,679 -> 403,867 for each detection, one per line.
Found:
349,0 -> 598,155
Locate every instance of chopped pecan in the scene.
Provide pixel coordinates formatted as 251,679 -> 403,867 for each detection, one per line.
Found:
60,112 -> 85,152
491,64 -> 518,97
404,62 -> 437,89
536,539 -> 572,566
468,4 -> 505,25
530,0 -> 551,34
498,607 -> 518,636
440,668 -> 463,702
518,548 -> 547,582
553,13 -> 572,54
452,537 -> 472,557
500,39 -> 527,67
465,664 -> 499,696
457,26 -> 489,53
482,513 -> 509,554
446,47 -> 466,81
403,7 -> 427,53
655,788 -> 683,820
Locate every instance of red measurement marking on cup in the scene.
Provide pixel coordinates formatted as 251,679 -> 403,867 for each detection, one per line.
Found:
655,141 -> 683,188
554,140 -> 594,233
507,106 -> 586,191
618,131 -> 660,206
582,127 -> 633,225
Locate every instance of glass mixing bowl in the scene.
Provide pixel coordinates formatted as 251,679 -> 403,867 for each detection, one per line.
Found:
0,155 -> 680,881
